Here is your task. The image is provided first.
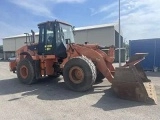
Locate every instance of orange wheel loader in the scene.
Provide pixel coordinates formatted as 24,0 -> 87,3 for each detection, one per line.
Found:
9,20 -> 157,104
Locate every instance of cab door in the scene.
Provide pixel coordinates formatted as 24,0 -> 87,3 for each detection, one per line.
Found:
38,23 -> 55,55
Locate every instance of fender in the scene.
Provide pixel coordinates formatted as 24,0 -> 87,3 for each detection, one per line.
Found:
19,52 -> 33,61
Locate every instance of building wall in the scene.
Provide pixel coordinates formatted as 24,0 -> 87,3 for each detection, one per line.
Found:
3,38 -> 16,51
115,30 -> 123,48
0,53 -> 3,58
3,36 -> 39,52
74,27 -> 115,46
114,24 -> 123,36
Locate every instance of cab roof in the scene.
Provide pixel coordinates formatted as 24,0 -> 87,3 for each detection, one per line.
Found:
38,20 -> 72,26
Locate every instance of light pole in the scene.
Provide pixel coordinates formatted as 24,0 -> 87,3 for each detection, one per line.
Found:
118,0 -> 121,67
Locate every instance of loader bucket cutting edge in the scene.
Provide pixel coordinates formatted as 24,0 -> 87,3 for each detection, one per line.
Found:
112,53 -> 158,104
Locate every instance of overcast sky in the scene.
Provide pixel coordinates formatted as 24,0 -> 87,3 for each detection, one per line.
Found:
0,0 -> 160,45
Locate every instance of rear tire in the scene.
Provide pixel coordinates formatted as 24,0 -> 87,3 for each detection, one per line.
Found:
17,58 -> 36,84
63,56 -> 96,92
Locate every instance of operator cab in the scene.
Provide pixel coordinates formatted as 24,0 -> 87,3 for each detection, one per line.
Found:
38,20 -> 75,58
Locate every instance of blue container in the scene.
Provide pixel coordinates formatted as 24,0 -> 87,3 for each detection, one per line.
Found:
129,38 -> 160,70
155,40 -> 160,68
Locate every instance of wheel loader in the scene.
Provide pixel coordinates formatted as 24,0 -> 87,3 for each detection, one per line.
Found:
9,20 -> 157,104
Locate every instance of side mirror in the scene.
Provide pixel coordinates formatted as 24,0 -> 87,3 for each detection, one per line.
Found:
72,26 -> 75,30
85,42 -> 88,44
65,39 -> 71,44
72,26 -> 75,35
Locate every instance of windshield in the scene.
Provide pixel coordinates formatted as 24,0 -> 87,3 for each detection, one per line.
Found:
59,23 -> 75,43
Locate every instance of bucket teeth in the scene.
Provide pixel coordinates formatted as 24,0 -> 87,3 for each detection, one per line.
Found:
143,82 -> 157,104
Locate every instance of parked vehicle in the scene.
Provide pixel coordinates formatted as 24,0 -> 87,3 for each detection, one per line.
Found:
8,56 -> 16,61
0,58 -> 3,60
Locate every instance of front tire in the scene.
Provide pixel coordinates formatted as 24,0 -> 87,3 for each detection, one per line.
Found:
17,58 -> 36,84
63,56 -> 97,92
95,70 -> 105,82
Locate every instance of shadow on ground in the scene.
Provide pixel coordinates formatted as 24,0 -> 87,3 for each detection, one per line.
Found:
0,77 -> 94,101
0,77 -> 156,111
92,88 -> 157,111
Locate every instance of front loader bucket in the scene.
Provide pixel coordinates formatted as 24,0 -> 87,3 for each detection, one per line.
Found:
112,53 -> 157,104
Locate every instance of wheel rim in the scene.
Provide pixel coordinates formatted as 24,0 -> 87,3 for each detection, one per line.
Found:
20,65 -> 28,79
69,66 -> 84,84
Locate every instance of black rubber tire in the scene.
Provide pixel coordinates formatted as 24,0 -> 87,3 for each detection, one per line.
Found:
48,75 -> 60,78
17,58 -> 36,84
63,56 -> 97,92
96,70 -> 105,82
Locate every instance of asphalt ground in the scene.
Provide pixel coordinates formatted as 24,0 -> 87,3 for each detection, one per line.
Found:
0,61 -> 160,120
